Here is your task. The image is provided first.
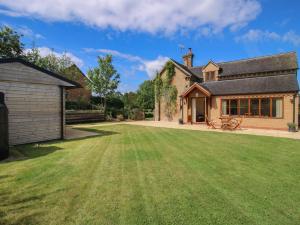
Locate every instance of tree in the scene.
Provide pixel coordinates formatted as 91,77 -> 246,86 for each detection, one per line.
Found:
136,80 -> 155,110
25,48 -> 73,73
0,26 -> 24,58
87,55 -> 120,113
122,92 -> 138,110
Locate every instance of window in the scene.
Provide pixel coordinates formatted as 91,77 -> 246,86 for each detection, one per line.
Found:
272,98 -> 283,118
250,98 -> 259,116
205,71 -> 215,81
230,99 -> 238,115
220,97 -> 283,118
261,98 -> 270,117
221,99 -> 238,115
221,99 -> 229,115
239,99 -> 248,115
205,72 -> 208,81
209,71 -> 215,80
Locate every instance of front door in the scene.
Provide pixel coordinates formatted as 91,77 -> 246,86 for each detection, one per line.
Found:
191,97 -> 206,123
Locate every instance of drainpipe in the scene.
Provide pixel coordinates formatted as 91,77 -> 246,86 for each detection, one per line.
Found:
180,97 -> 184,121
293,93 -> 296,124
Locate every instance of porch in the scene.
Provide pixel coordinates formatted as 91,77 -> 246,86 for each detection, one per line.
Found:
180,83 -> 211,124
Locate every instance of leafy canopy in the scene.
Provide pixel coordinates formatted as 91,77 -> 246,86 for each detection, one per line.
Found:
0,25 -> 74,73
136,80 -> 155,110
0,26 -> 24,58
87,55 -> 120,107
25,48 -> 73,74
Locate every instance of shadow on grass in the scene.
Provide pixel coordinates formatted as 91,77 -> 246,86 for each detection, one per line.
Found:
1,129 -> 119,164
0,145 -> 63,164
73,127 -> 119,137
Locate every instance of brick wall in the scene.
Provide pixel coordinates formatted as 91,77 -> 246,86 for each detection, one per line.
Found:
63,65 -> 91,103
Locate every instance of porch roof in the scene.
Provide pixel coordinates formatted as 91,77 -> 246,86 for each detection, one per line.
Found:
181,83 -> 211,97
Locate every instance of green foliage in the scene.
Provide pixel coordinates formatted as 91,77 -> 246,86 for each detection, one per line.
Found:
91,93 -> 124,118
0,26 -> 24,58
122,92 -> 138,110
163,85 -> 178,119
155,61 -> 178,120
65,101 -> 99,110
0,26 -> 73,74
87,55 -> 120,112
154,73 -> 163,100
26,47 -> 73,73
136,80 -> 155,110
122,92 -> 138,118
165,61 -> 175,83
106,95 -> 125,118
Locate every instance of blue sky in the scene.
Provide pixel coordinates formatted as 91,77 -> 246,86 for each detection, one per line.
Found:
0,0 -> 299,92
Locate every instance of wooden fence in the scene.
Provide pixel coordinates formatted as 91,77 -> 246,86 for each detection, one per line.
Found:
66,110 -> 105,124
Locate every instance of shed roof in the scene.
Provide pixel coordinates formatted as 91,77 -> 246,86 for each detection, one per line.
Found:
0,58 -> 81,88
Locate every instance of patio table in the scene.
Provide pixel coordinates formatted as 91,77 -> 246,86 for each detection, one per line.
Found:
219,117 -> 233,130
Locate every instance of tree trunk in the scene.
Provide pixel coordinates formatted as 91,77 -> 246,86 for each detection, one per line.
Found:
103,98 -> 107,115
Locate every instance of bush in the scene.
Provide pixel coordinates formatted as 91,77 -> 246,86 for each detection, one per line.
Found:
145,111 -> 154,119
66,101 -> 103,111
66,101 -> 90,110
116,114 -> 124,121
129,108 -> 145,120
287,122 -> 297,132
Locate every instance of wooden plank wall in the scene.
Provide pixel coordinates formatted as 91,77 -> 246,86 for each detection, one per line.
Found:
0,81 -> 62,145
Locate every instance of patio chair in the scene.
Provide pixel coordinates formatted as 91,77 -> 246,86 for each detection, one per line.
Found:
205,117 -> 218,129
230,117 -> 243,130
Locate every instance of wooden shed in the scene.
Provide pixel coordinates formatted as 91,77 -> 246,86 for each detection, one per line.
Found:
0,58 -> 80,145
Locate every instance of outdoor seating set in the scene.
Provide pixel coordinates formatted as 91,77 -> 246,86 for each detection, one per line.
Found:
206,116 -> 243,130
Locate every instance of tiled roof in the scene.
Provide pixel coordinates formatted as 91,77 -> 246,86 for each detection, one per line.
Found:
200,74 -> 299,95
190,52 -> 298,78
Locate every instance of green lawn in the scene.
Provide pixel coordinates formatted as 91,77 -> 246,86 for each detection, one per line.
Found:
0,125 -> 300,225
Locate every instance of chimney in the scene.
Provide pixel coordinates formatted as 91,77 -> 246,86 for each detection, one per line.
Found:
182,48 -> 194,68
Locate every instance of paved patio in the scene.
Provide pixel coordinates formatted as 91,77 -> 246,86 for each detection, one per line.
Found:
71,121 -> 300,140
128,121 -> 300,140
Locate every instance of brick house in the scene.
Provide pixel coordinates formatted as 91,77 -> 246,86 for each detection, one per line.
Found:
62,64 -> 91,103
155,50 -> 299,130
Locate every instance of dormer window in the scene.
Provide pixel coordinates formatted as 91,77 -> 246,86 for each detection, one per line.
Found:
205,71 -> 216,82
202,61 -> 219,82
209,71 -> 215,81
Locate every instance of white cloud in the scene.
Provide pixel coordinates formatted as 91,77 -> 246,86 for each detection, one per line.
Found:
17,26 -> 44,39
282,31 -> 300,46
236,29 -> 300,46
26,47 -> 84,68
84,48 -> 143,62
235,29 -> 280,42
0,0 -> 261,34
84,48 -> 168,78
140,56 -> 169,79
